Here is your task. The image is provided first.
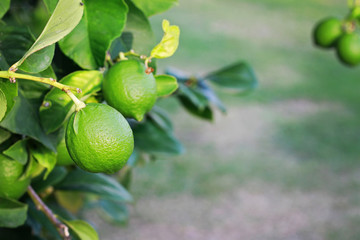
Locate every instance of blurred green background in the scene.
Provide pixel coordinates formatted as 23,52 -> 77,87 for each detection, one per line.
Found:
96,0 -> 360,239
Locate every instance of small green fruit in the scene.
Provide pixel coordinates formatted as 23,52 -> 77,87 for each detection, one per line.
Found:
103,59 -> 157,121
65,103 -> 134,174
56,137 -> 74,166
336,33 -> 360,66
0,154 -> 30,199
313,17 -> 343,48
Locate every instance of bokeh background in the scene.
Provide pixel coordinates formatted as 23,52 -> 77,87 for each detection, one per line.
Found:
95,0 -> 360,239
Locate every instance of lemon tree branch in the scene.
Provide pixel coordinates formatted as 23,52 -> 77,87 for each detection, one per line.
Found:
27,186 -> 71,240
0,70 -> 86,111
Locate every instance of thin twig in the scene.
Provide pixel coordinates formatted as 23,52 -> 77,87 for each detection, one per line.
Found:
27,186 -> 71,240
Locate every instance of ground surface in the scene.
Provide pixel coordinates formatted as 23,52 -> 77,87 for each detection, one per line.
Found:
94,0 -> 360,239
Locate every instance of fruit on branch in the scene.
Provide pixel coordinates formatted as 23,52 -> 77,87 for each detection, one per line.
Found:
0,154 -> 31,199
103,59 -> 157,121
56,137 -> 74,166
313,17 -> 343,48
336,33 -> 360,65
65,103 -> 134,174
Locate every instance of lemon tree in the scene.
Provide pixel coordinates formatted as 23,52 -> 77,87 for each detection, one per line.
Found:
0,0 -> 257,239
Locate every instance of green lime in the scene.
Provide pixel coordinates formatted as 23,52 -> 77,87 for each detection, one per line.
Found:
336,33 -> 360,66
103,59 -> 157,121
313,17 -> 343,48
56,137 -> 74,166
0,154 -> 30,199
65,103 -> 134,174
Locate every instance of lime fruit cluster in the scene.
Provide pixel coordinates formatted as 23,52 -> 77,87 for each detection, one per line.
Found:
313,9 -> 360,66
65,103 -> 134,174
103,59 -> 157,122
0,154 -> 30,199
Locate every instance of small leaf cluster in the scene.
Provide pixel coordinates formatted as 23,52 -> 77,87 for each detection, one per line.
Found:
0,0 -> 257,239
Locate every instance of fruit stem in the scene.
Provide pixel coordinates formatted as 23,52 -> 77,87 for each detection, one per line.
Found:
124,49 -> 140,57
27,186 -> 71,240
0,70 -> 86,111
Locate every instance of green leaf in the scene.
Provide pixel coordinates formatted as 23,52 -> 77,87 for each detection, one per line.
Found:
3,140 -> 28,165
56,169 -> 133,202
32,166 -> 67,192
0,128 -> 11,144
132,0 -> 178,17
0,0 -> 10,19
0,26 -> 55,73
205,62 -> 258,93
98,200 -> 129,225
151,19 -> 180,59
40,70 -> 103,134
43,0 -> 58,13
12,0 -> 84,70
177,84 -> 213,120
155,74 -> 178,97
59,0 -> 128,69
110,0 -> 154,56
0,78 -> 18,117
148,106 -> 173,131
132,117 -> 184,155
0,198 -> 28,228
0,91 -> 60,151
197,80 -> 226,113
0,88 -> 6,121
62,219 -> 99,240
30,142 -> 57,179
27,200 -> 62,240
19,45 -> 55,73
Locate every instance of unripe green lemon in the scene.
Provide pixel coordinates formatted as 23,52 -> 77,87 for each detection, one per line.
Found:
313,17 -> 343,48
56,137 -> 74,166
65,103 -> 134,174
336,33 -> 360,66
103,59 -> 157,121
0,154 -> 30,199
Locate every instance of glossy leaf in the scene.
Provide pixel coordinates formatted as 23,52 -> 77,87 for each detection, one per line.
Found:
55,191 -> 84,214
0,92 -> 60,151
3,140 -> 28,165
0,88 -> 6,121
155,74 -> 178,97
178,95 -> 213,120
0,78 -> 18,117
151,20 -> 180,59
132,117 -> 184,155
0,198 -> 28,228
148,106 -> 173,131
40,70 -> 103,133
177,84 -> 213,120
19,45 -> 55,73
205,62 -> 258,93
111,0 -> 154,56
98,200 -> 129,224
59,0 -> 128,69
12,0 -> 84,70
0,25 -> 56,73
31,142 -> 57,179
56,169 -> 133,202
27,200 -> 62,240
62,219 -> 99,240
0,128 -> 11,144
197,80 -> 226,113
43,0 -> 58,13
32,167 -> 67,192
0,0 -> 10,19
132,0 -> 178,17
